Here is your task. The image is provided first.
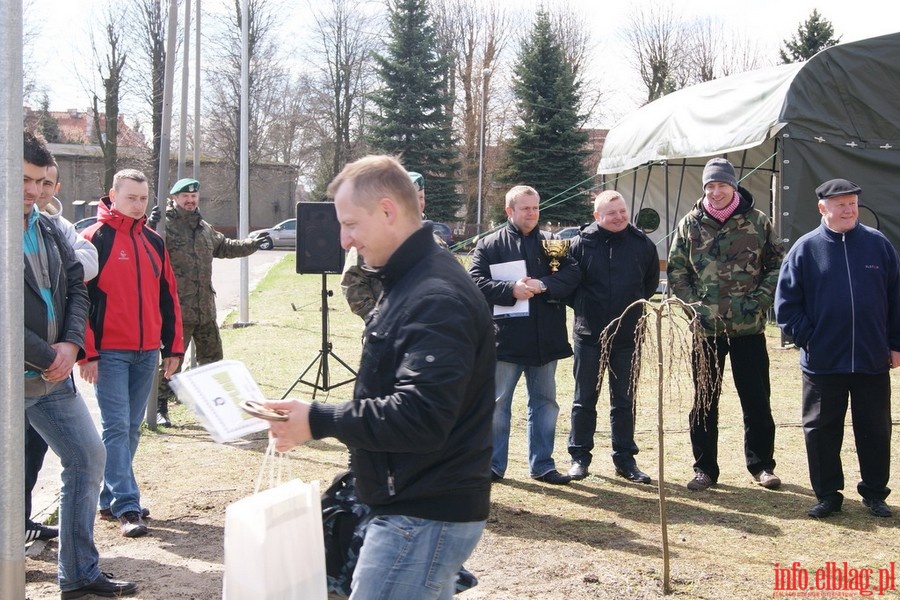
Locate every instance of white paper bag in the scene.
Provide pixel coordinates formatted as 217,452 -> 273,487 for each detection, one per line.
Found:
223,476 -> 327,599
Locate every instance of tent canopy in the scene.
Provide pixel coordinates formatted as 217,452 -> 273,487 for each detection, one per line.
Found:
598,62 -> 803,175
598,32 -> 900,257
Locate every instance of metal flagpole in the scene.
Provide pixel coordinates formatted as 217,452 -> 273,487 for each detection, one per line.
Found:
0,0 -> 26,594
193,0 -> 201,180
147,0 -> 180,430
177,0 -> 192,178
237,0 -> 251,325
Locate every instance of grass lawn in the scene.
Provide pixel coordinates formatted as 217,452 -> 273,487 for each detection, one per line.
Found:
207,253 -> 898,598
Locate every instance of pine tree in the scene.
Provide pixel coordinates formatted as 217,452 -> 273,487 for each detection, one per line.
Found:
499,10 -> 591,225
36,94 -> 62,143
779,9 -> 841,64
368,0 -> 461,222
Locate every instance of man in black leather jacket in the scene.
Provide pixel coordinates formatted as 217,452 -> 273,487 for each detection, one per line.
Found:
265,155 -> 495,599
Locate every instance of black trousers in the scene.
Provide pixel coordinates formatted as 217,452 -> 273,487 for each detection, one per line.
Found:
689,333 -> 777,481
569,340 -> 640,469
802,371 -> 892,502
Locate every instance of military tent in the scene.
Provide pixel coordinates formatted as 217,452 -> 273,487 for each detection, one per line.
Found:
598,32 -> 900,263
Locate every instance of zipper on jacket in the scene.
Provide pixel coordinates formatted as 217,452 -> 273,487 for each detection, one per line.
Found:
841,233 -> 855,372
131,223 -> 145,350
387,470 -> 396,496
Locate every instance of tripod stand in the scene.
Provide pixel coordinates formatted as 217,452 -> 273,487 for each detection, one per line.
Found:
282,273 -> 357,399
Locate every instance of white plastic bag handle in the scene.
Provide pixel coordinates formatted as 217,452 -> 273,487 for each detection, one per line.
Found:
254,438 -> 294,493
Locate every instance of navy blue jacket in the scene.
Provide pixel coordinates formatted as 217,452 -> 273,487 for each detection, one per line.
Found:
469,222 -> 581,366
309,225 -> 495,523
775,222 -> 900,374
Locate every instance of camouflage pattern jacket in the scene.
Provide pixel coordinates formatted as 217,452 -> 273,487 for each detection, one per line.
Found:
667,187 -> 785,338
162,199 -> 258,325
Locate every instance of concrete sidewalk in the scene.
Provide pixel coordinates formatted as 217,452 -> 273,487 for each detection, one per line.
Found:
28,251 -> 286,548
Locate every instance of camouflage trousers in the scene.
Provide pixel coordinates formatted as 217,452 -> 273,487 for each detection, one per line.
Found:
157,320 -> 224,413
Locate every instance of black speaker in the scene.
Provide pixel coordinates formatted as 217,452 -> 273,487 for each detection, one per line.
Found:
295,202 -> 345,274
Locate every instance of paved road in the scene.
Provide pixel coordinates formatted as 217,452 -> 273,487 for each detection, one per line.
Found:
30,249 -> 289,526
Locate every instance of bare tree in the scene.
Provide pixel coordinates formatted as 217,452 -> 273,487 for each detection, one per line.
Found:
89,6 -> 128,191
622,2 -> 688,103
688,17 -> 719,83
266,73 -> 322,173
432,0 -> 510,225
204,0 -> 285,206
547,4 -> 605,128
129,0 -> 169,194
687,17 -> 769,83
22,0 -> 41,102
308,0 -> 378,186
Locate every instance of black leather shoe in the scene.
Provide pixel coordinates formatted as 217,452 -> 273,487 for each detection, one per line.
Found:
863,498 -> 893,518
118,511 -> 149,538
568,462 -> 589,480
533,470 -> 572,485
60,572 -> 138,598
490,471 -> 503,483
808,498 -> 842,518
616,465 -> 652,484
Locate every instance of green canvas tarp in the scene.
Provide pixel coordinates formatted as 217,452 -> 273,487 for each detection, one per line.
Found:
598,32 -> 900,259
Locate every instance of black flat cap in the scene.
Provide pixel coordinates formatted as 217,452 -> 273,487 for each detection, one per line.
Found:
816,178 -> 861,200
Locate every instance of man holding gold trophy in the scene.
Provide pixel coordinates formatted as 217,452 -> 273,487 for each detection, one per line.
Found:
566,191 -> 660,483
469,185 -> 581,485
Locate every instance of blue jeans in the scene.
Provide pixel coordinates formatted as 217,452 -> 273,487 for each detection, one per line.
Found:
350,515 -> 485,600
24,421 -> 50,524
25,378 -> 105,591
492,360 -> 560,478
95,349 -> 159,516
569,340 -> 640,469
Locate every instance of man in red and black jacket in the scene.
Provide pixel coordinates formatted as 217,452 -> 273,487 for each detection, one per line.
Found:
79,168 -> 184,539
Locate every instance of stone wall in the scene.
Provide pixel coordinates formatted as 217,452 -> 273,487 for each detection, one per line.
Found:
48,143 -> 300,234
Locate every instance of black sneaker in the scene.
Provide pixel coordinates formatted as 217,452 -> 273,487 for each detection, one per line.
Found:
100,507 -> 149,521
61,572 -> 138,598
118,511 -> 149,538
25,522 -> 58,543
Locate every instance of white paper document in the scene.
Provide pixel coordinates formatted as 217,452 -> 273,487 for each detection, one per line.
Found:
169,359 -> 270,443
489,259 -> 530,318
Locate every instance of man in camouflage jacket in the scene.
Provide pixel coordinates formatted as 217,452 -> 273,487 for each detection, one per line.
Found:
667,158 -> 785,493
149,178 -> 270,424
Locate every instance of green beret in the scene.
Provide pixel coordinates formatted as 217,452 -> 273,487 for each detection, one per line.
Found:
407,171 -> 424,191
169,178 -> 200,195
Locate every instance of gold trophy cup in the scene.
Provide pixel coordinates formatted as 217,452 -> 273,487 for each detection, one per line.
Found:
541,239 -> 571,272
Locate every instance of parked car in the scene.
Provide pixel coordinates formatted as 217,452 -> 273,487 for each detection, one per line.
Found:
556,226 -> 581,240
73,216 -> 97,233
432,222 -> 454,246
248,218 -> 296,250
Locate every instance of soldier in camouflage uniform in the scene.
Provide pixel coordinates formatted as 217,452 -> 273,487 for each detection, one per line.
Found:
340,171 -> 447,319
149,178 -> 270,425
667,158 -> 785,492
